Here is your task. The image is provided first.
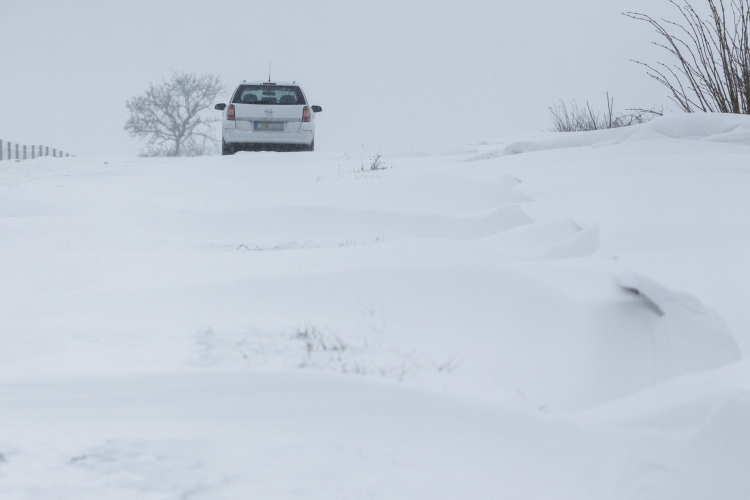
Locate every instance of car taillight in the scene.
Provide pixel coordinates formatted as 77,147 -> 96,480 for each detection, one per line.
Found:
302,106 -> 312,122
227,104 -> 235,121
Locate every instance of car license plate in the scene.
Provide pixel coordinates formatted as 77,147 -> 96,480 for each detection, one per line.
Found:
254,122 -> 284,132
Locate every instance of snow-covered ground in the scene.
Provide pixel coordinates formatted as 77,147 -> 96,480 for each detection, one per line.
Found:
1,114 -> 749,499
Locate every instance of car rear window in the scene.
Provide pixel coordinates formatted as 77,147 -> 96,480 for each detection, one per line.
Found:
232,85 -> 307,105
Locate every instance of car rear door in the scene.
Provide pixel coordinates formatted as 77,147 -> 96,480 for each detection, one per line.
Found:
232,85 -> 306,134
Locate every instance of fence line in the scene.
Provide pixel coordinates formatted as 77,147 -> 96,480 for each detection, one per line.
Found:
0,139 -> 73,161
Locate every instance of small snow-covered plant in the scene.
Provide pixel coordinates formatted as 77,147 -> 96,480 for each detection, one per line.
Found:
369,153 -> 387,170
360,153 -> 390,172
295,327 -> 348,359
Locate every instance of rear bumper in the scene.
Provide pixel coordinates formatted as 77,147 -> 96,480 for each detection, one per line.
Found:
223,127 -> 314,146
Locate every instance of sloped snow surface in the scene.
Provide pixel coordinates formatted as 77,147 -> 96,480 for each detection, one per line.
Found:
1,114 -> 749,499
468,112 -> 750,160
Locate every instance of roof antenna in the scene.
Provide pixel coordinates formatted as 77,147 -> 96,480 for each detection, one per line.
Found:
268,61 -> 272,83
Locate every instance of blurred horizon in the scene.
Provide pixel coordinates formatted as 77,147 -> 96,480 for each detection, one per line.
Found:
1,0 -> 676,157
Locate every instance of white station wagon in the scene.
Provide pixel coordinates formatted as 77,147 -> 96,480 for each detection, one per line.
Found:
215,81 -> 322,154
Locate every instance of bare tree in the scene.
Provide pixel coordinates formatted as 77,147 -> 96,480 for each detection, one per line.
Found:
549,94 -> 661,132
626,0 -> 750,114
125,72 -> 224,156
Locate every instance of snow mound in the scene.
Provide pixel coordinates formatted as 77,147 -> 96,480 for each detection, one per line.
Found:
332,173 -> 532,214
479,220 -> 600,259
570,272 -> 742,409
199,205 -> 532,250
195,326 -> 441,382
177,264 -> 740,413
2,117 -> 750,497
575,363 -> 750,499
615,272 -> 741,379
467,113 -> 750,160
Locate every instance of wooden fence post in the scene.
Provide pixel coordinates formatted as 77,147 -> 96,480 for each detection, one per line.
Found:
0,142 -> 73,162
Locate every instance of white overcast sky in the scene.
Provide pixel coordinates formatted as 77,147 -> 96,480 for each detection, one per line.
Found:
1,0 -> 680,157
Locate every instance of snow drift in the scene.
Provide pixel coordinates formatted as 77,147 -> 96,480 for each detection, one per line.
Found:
0,113 -> 748,499
469,112 -> 750,160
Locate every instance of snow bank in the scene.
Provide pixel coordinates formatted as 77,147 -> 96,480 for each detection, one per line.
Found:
615,272 -> 741,379
468,113 -> 750,160
576,363 -> 750,499
1,112 -> 749,498
479,219 -> 600,259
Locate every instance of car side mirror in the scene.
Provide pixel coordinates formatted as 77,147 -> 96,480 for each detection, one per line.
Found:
311,105 -> 322,113
214,103 -> 227,111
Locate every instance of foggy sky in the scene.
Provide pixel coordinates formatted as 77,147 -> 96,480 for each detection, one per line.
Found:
1,0 -> 677,157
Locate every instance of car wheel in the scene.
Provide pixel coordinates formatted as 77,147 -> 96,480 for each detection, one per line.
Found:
221,140 -> 235,156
